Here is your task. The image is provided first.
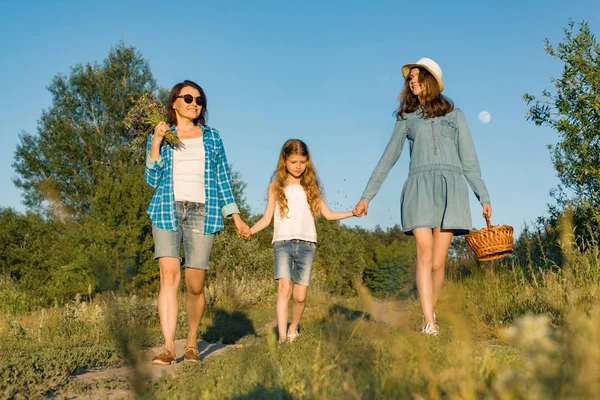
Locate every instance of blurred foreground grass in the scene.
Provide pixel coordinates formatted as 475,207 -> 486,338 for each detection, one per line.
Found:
1,241 -> 599,399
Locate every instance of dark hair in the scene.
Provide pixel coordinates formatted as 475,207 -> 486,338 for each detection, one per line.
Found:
396,67 -> 453,119
166,80 -> 208,126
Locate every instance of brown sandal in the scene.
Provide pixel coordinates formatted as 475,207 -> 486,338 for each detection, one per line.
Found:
184,346 -> 201,362
152,350 -> 176,365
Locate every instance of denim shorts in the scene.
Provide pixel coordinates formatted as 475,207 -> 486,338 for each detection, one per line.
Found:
152,202 -> 215,270
273,239 -> 316,286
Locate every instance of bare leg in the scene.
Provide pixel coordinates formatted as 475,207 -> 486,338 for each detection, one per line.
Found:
184,268 -> 207,348
288,284 -> 308,341
276,279 -> 293,343
413,228 -> 435,324
158,257 -> 181,354
431,228 -> 454,308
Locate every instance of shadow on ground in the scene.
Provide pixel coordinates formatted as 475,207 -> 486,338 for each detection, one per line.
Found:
231,384 -> 293,400
203,308 -> 256,344
328,304 -> 372,322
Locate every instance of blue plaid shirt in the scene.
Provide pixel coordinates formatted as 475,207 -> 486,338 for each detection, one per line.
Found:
145,125 -> 240,234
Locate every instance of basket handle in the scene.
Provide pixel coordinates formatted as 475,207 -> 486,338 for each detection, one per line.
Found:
485,215 -> 491,229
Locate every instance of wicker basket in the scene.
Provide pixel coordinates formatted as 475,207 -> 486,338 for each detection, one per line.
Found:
465,216 -> 514,261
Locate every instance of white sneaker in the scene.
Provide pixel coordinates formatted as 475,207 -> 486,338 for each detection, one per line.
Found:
421,322 -> 439,336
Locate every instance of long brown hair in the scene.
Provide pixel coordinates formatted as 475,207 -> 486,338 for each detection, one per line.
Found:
166,80 -> 208,126
272,139 -> 323,217
397,67 -> 454,119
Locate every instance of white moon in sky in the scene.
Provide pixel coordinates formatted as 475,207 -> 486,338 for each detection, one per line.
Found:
478,111 -> 491,124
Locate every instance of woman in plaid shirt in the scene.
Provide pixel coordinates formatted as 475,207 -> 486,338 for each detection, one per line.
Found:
145,80 -> 250,365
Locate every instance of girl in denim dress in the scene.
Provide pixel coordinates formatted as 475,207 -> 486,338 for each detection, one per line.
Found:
354,58 -> 492,336
249,139 -> 358,343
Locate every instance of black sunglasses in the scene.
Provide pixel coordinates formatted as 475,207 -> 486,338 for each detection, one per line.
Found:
177,94 -> 205,106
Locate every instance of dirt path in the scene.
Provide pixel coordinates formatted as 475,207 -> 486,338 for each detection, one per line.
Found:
59,339 -> 243,399
56,303 -> 396,398
369,299 -> 412,326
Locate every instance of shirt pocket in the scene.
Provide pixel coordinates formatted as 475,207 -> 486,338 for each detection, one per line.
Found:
440,120 -> 457,141
205,142 -> 218,166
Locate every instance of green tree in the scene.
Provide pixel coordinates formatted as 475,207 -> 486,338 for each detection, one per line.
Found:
313,219 -> 367,296
0,208 -> 60,291
523,20 -> 600,248
524,20 -> 600,207
0,208 -> 97,304
84,159 -> 156,292
12,41 -> 156,219
10,42 -> 159,299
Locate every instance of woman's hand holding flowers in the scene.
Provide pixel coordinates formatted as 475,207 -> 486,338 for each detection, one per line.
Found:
154,121 -> 170,141
124,92 -> 184,151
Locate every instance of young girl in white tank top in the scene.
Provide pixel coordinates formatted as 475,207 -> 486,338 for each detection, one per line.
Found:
249,139 -> 359,343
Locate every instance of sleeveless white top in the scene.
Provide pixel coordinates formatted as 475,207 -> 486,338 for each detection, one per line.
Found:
173,137 -> 206,203
273,184 -> 317,243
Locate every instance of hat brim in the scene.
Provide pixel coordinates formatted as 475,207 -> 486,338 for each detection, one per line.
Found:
401,63 -> 444,92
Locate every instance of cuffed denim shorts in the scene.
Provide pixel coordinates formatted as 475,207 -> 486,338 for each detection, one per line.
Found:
273,239 -> 316,287
152,201 -> 215,270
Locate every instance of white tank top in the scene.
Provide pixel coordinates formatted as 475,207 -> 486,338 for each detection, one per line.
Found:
272,184 -> 317,243
173,137 -> 206,203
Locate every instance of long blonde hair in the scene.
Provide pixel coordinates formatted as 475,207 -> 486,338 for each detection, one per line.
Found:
272,139 -> 323,217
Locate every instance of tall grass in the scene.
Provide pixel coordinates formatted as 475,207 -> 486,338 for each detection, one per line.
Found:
2,221 -> 600,398
145,221 -> 600,399
144,248 -> 600,399
0,270 -> 275,398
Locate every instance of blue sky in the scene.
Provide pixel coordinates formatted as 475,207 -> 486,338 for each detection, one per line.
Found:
1,1 -> 599,235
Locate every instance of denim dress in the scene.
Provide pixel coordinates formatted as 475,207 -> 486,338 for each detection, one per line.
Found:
361,108 -> 490,236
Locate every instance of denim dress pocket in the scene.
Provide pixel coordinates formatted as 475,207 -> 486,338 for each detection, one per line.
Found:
440,120 -> 457,140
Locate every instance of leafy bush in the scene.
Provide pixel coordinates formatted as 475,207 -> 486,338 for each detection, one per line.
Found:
0,276 -> 34,316
312,219 -> 367,296
363,239 -> 414,297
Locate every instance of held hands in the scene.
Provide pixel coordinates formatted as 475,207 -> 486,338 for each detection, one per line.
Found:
482,204 -> 492,219
236,221 -> 252,240
240,225 -> 252,240
232,214 -> 252,240
353,200 -> 369,217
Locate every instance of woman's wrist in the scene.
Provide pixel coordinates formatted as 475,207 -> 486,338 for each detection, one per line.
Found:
151,137 -> 163,148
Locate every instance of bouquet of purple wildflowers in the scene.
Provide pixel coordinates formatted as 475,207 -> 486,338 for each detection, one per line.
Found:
124,92 -> 184,151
